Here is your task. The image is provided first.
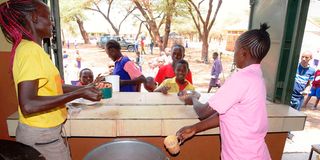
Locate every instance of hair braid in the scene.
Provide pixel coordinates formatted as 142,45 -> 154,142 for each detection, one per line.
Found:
238,23 -> 271,61
0,0 -> 37,72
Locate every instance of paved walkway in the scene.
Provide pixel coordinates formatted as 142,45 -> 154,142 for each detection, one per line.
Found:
282,96 -> 320,160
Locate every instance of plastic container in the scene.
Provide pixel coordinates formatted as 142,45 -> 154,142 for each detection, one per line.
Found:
100,87 -> 112,99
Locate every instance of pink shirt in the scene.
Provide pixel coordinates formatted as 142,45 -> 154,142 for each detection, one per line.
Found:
208,64 -> 270,160
123,61 -> 142,79
116,57 -> 142,79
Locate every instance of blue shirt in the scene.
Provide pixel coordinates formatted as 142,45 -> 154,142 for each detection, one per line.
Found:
113,56 -> 136,92
292,63 -> 315,98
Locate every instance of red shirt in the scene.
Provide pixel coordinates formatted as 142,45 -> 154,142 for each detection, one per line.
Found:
312,70 -> 320,88
176,79 -> 189,91
154,64 -> 193,84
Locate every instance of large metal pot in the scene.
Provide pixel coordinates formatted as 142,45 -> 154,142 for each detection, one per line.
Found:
0,140 -> 45,160
84,139 -> 169,160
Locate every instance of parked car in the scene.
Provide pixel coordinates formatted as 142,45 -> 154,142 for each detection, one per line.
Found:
99,35 -> 134,52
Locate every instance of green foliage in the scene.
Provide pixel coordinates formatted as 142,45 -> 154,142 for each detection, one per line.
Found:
60,0 -> 88,36
60,0 -> 87,23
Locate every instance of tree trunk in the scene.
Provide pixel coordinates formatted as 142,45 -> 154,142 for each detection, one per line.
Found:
135,21 -> 144,40
146,16 -> 163,51
162,0 -> 176,49
201,31 -> 209,63
187,0 -> 222,63
162,21 -> 171,49
133,0 -> 164,51
76,17 -> 90,44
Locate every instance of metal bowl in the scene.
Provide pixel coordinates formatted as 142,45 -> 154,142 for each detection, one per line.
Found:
84,139 -> 169,160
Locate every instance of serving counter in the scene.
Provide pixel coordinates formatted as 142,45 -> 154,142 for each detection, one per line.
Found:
7,92 -> 306,160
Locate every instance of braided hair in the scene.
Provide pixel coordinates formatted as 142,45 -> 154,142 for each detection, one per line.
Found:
0,0 -> 38,71
237,23 -> 271,61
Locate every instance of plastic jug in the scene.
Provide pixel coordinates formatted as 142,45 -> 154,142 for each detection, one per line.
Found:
105,75 -> 120,92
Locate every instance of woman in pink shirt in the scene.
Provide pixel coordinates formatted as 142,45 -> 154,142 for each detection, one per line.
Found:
177,23 -> 272,160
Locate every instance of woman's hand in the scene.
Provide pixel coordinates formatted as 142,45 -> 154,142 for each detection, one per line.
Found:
78,85 -> 102,101
176,125 -> 196,145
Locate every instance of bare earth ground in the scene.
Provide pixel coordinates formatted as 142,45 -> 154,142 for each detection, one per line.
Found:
63,44 -> 320,160
63,43 -> 234,93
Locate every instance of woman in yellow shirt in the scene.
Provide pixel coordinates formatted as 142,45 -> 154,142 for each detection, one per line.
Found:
0,1 -> 102,159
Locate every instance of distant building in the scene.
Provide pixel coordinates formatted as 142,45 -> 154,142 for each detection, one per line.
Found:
167,32 -> 184,48
225,22 -> 247,51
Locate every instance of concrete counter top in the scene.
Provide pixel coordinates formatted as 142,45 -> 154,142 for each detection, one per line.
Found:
7,92 -> 306,137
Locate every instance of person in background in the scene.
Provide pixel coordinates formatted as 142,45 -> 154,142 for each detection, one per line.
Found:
301,68 -> 320,110
176,23 -> 271,160
155,44 -> 193,85
74,39 -> 78,49
150,40 -> 154,55
0,1 -> 102,159
144,76 -> 157,92
105,40 -> 146,92
290,51 -> 315,111
154,60 -> 194,94
63,50 -> 68,59
140,38 -> 146,55
134,39 -> 139,52
67,39 -> 70,49
135,51 -> 142,71
75,49 -> 81,69
164,47 -> 172,65
207,52 -> 223,93
312,48 -> 320,68
76,68 -> 94,86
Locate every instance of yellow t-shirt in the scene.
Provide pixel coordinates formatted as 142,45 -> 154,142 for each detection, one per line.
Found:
157,77 -> 195,93
13,39 -> 67,128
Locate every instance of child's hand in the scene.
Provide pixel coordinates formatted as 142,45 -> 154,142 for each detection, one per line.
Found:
178,90 -> 200,104
93,73 -> 105,84
176,125 -> 196,145
160,86 -> 171,94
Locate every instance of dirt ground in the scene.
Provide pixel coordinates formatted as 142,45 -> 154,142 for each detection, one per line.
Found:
62,43 -> 234,93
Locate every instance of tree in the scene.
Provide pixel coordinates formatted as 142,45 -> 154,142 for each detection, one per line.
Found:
60,0 -> 90,44
133,0 -> 181,51
161,0 -> 177,49
187,0 -> 222,63
83,0 -> 136,35
133,0 -> 164,51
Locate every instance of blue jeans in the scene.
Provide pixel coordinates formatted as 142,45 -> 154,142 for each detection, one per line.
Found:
290,96 -> 304,111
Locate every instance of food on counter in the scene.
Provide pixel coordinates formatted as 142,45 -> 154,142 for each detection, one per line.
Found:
164,135 -> 180,154
96,82 -> 112,89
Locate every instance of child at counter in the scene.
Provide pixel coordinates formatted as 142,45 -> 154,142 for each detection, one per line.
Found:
154,60 -> 194,94
76,68 -> 94,86
176,23 -> 271,160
